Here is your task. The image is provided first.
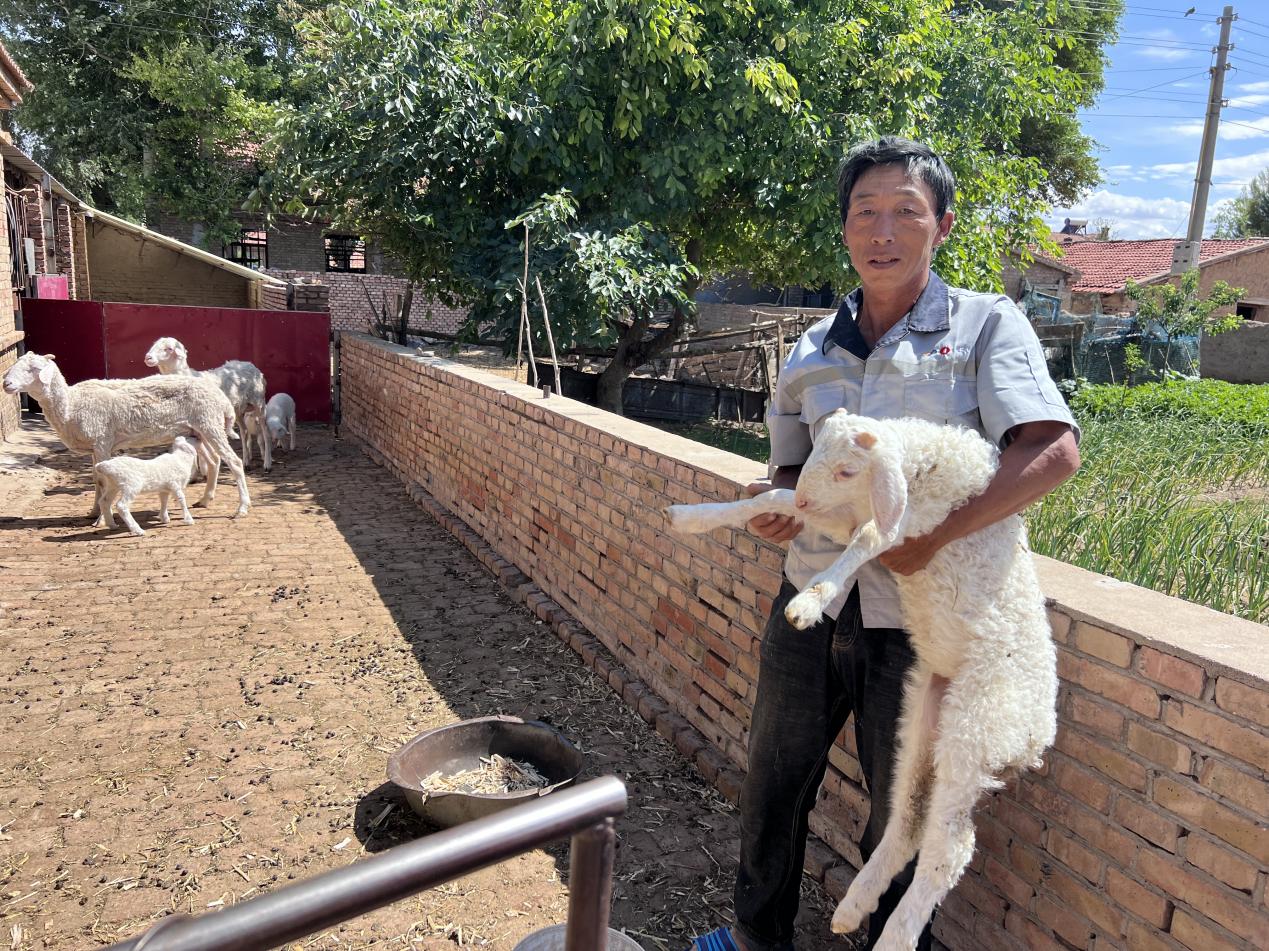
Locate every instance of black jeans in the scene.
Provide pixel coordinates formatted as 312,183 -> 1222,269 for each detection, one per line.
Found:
733,582 -> 933,951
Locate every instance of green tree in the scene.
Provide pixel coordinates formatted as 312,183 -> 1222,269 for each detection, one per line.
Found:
267,0 -> 1116,413
0,0 -> 308,247
1124,270 -> 1243,378
1211,168 -> 1269,238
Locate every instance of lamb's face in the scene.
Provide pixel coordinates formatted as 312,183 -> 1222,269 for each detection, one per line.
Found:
2,353 -> 55,394
793,410 -> 884,523
144,337 -> 185,370
170,435 -> 196,455
266,418 -> 287,444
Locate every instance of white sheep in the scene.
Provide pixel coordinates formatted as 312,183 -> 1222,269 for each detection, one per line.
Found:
2,353 -> 251,525
144,336 -> 270,472
241,391 -> 295,469
666,409 -> 1057,951
94,436 -> 207,536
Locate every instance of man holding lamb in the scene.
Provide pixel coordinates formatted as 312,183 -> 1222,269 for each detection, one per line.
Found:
689,138 -> 1081,951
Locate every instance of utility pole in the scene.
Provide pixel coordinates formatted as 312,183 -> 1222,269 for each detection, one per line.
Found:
1173,5 -> 1235,275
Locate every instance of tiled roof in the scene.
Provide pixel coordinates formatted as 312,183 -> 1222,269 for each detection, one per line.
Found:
1049,237 -> 1269,294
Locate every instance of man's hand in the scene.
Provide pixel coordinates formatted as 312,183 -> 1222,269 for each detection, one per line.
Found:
878,530 -> 942,576
745,476 -> 803,543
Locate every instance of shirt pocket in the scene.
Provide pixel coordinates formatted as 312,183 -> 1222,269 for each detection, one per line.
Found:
800,384 -> 849,439
902,377 -> 981,428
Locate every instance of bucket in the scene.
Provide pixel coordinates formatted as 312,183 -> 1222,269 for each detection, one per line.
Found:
387,715 -> 584,828
513,924 -> 645,951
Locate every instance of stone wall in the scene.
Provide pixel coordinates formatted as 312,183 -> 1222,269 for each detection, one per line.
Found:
341,333 -> 1269,951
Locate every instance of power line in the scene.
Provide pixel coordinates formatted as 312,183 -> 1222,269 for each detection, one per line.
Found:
1101,68 -> 1212,99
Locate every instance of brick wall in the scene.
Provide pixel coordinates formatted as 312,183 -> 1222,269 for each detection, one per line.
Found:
53,202 -> 76,299
15,185 -> 46,274
85,219 -> 253,308
1201,319 -> 1269,384
70,210 -> 91,301
341,332 -> 1269,951
0,153 -> 21,439
265,269 -> 467,333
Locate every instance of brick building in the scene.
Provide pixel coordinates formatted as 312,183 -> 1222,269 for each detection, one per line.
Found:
1041,235 -> 1269,318
154,210 -> 467,334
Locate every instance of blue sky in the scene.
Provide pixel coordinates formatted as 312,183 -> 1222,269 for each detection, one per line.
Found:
1044,2 -> 1269,239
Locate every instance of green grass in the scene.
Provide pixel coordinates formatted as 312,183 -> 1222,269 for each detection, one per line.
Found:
655,382 -> 1269,624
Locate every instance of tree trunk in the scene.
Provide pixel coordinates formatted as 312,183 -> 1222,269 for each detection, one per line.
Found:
592,238 -> 704,416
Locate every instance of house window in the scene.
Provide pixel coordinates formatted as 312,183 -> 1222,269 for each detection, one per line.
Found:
224,228 -> 268,270
325,234 -> 366,273
1236,302 -> 1259,320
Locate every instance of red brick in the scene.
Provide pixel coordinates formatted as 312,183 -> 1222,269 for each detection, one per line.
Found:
1124,921 -> 1175,951
1106,868 -> 1171,928
985,854 -> 1035,906
1042,864 -> 1125,936
1058,653 -> 1160,717
1137,849 -> 1269,943
1113,796 -> 1182,852
1137,647 -> 1205,698
1162,700 -> 1269,771
1153,776 -> 1269,865
1073,622 -> 1134,667
1004,909 -> 1068,951
1169,909 -> 1244,951
1047,830 -> 1104,884
1213,675 -> 1269,729
1034,895 -> 1096,949
1055,727 -> 1148,792
1052,757 -> 1113,812
1126,722 -> 1193,774
1197,759 -> 1267,816
1068,691 -> 1126,739
1183,835 -> 1258,892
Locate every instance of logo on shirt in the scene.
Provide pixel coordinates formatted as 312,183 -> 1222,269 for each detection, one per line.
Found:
923,345 -> 953,357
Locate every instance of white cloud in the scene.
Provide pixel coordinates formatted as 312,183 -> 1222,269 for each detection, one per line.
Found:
1238,81 -> 1269,93
1139,150 -> 1269,185
1049,190 -> 1191,239
1137,46 -> 1193,62
1228,94 -> 1269,108
1171,117 -> 1269,141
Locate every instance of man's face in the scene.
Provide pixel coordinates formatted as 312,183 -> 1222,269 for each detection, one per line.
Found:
841,163 -> 954,300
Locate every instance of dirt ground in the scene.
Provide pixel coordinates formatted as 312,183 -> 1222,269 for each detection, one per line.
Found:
0,419 -> 849,950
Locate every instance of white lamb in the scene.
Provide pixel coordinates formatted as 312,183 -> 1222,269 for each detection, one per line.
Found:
144,337 -> 270,472
94,436 -> 206,536
666,409 -> 1057,951
242,393 -> 296,466
2,353 -> 250,524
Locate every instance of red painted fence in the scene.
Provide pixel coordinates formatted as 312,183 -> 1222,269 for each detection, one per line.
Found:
21,300 -> 331,422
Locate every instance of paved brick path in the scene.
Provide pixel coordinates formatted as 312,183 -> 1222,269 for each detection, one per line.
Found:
0,423 -> 845,950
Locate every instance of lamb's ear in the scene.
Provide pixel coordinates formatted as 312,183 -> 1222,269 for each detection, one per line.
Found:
868,449 -> 908,537
37,361 -> 58,387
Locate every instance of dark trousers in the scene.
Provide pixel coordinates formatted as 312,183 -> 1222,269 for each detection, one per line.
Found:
733,582 -> 933,951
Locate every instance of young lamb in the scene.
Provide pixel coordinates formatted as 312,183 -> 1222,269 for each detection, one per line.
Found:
241,393 -> 296,468
2,353 -> 251,525
144,336 -> 270,472
665,409 -> 1057,951
94,436 -> 208,536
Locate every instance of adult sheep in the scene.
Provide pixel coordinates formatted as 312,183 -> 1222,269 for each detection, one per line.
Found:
3,353 -> 250,524
144,336 -> 271,471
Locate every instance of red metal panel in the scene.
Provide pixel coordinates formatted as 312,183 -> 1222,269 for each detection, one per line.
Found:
33,275 -> 70,300
19,299 -> 108,385
102,303 -> 331,422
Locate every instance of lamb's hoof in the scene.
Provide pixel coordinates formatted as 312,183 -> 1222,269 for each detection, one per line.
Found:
830,895 -> 868,935
663,505 -> 701,533
233,506 -> 250,519
193,498 -> 209,508
129,529 -> 146,538
786,586 -> 831,629
183,516 -> 195,526
91,516 -> 106,528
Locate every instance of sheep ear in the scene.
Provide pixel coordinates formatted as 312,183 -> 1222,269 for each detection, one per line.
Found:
853,431 -> 877,449
37,361 -> 58,386
869,450 -> 907,538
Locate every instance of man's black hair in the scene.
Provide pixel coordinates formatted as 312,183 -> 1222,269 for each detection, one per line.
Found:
837,137 -> 956,222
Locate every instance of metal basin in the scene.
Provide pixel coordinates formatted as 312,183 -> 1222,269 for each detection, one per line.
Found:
513,924 -> 645,950
388,715 -> 585,828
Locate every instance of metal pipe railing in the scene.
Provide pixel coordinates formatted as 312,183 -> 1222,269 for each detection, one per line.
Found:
105,776 -> 628,951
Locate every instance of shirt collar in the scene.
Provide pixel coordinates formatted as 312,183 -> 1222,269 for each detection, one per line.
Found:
824,270 -> 951,355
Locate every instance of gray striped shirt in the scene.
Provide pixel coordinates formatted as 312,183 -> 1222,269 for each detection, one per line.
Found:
769,270 -> 1077,626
